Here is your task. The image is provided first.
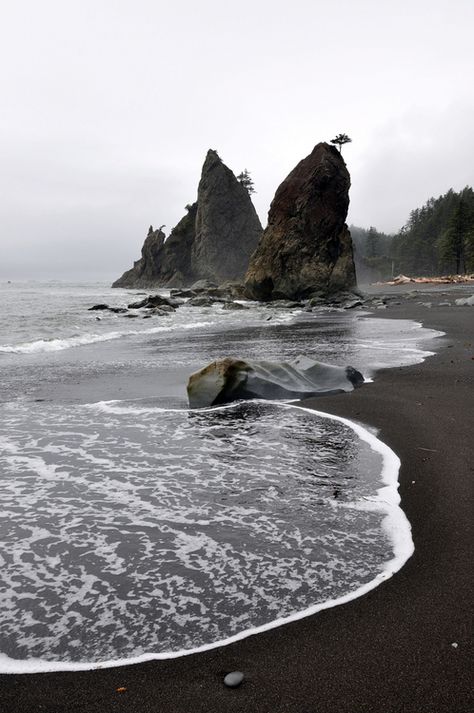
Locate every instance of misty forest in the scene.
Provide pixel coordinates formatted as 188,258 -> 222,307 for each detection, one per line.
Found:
352,186 -> 474,283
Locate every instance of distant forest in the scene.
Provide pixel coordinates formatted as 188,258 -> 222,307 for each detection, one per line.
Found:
351,186 -> 474,283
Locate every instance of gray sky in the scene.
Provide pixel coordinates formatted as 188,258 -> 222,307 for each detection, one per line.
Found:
1,0 -> 473,280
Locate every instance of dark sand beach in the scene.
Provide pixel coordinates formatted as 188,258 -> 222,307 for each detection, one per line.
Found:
2,292 -> 473,713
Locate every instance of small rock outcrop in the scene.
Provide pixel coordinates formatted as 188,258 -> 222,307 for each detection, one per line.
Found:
244,143 -> 356,300
113,152 -> 262,288
187,355 -> 364,408
113,208 -> 197,289
113,225 -> 166,288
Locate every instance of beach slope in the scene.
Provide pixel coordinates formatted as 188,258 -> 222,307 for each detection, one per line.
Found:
1,299 -> 473,713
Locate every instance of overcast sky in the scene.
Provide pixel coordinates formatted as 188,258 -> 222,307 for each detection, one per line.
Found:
1,0 -> 473,280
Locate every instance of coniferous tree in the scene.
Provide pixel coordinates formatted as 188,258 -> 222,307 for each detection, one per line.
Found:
365,226 -> 380,258
330,133 -> 352,154
237,169 -> 255,195
390,186 -> 474,276
438,194 -> 474,273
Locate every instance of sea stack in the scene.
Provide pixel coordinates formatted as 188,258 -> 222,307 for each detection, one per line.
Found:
112,225 -> 166,289
192,150 -> 263,283
113,151 -> 262,288
244,142 -> 356,300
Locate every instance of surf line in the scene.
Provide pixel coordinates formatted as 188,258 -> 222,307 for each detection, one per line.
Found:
0,400 -> 413,674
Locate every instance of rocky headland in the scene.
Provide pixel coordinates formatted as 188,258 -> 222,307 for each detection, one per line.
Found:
245,142 -> 356,300
112,151 -> 262,288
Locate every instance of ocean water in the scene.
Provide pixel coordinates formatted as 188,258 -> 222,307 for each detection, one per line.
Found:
0,282 -> 442,672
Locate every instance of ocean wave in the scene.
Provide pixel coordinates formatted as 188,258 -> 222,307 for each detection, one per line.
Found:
0,301 -> 301,354
0,321 -> 214,354
0,400 -> 413,673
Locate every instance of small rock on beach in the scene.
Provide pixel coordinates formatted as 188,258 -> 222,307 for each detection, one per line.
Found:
224,671 -> 244,688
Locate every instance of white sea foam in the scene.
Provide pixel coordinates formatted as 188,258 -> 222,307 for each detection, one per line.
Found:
1,287 -> 441,673
0,297 -> 300,355
0,321 -> 214,354
0,400 -> 412,674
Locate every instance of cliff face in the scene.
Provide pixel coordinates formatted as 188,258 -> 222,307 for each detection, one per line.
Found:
244,143 -> 356,300
150,203 -> 198,287
112,226 -> 165,288
192,150 -> 263,283
113,151 -> 262,288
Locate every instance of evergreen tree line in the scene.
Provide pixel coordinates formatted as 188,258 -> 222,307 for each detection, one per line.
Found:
351,186 -> 474,282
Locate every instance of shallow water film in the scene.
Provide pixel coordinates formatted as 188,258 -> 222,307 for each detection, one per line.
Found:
0,401 -> 390,664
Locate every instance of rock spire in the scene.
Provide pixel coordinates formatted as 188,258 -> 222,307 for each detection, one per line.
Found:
113,151 -> 262,288
244,142 -> 356,300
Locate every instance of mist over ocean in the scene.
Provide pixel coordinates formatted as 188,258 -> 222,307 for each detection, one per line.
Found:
0,282 -> 441,670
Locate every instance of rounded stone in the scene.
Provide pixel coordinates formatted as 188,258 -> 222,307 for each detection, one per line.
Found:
224,671 -> 244,688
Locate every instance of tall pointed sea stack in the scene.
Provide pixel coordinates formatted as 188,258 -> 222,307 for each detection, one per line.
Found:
113,151 -> 262,288
192,150 -> 263,283
244,143 -> 356,300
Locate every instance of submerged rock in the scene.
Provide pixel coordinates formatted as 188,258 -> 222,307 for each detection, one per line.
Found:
187,355 -> 364,408
455,294 -> 474,306
187,296 -> 223,307
170,288 -> 197,299
221,301 -> 249,310
88,303 -> 110,311
128,295 -> 177,310
189,279 -> 218,291
244,142 -> 356,301
88,304 -> 127,314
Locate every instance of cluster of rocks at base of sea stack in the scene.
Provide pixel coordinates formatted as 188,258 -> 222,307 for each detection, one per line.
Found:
244,142 -> 356,301
112,151 -> 262,288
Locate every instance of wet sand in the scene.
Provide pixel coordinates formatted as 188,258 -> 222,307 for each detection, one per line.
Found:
1,293 -> 473,712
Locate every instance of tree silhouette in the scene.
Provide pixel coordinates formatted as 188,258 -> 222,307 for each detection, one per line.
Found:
330,133 -> 352,154
237,169 -> 256,195
439,195 -> 472,273
365,226 -> 380,258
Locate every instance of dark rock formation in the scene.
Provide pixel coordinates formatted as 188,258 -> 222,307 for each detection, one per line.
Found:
189,279 -> 218,291
187,296 -> 223,307
127,294 -> 178,309
113,151 -> 262,288
113,226 -> 166,288
192,150 -> 263,283
187,355 -> 364,408
88,304 -> 127,313
150,204 -> 198,287
244,143 -> 356,301
221,301 -> 249,310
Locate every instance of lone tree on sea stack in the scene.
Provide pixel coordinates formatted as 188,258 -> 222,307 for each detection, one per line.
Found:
237,169 -> 256,195
330,133 -> 352,154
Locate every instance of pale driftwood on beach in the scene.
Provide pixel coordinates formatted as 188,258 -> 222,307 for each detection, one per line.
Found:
378,273 -> 474,286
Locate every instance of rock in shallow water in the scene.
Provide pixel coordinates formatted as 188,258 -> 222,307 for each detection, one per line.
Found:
187,355 -> 364,408
224,671 -> 244,688
221,301 -> 249,310
455,294 -> 474,306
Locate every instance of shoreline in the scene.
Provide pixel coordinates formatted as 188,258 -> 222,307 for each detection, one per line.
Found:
0,402 -> 410,676
1,293 -> 473,712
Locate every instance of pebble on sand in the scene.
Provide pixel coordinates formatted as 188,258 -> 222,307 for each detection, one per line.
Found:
224,671 -> 244,688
